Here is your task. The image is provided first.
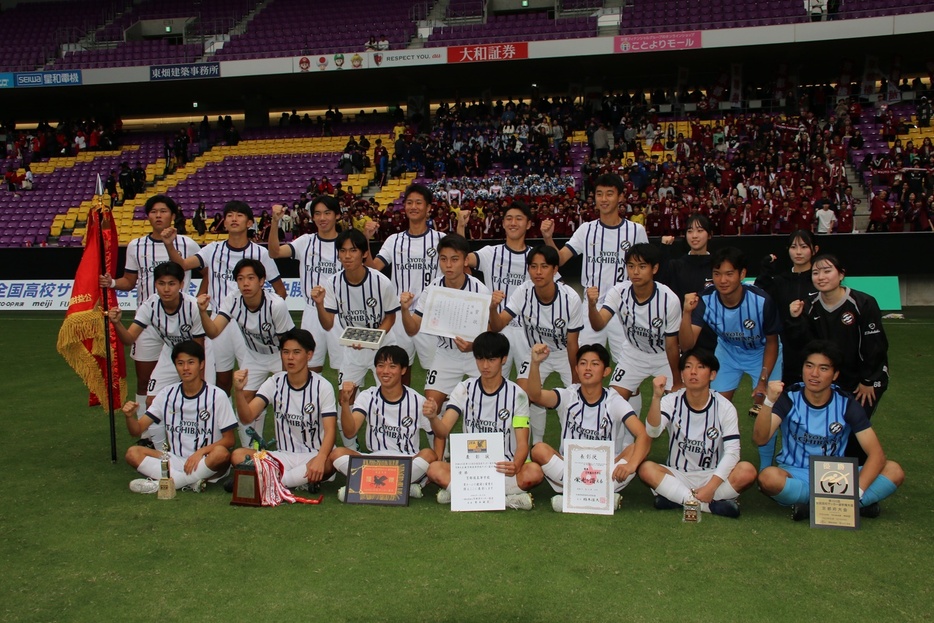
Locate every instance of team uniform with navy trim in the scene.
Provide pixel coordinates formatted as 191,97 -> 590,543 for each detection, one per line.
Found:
565,218 -> 648,358
506,280 -> 583,385
351,386 -> 433,455
195,240 -> 282,372
650,389 -> 743,497
255,371 -> 338,472
376,229 -> 444,368
603,281 -> 681,393
772,383 -> 871,483
322,267 -> 401,386
124,233 -> 200,361
144,381 -> 238,476
473,244 -> 534,373
447,377 -> 530,494
544,386 -> 638,492
217,291 -> 294,391
132,292 -> 205,399
690,284 -> 783,392
414,274 -> 491,395
288,233 -> 342,369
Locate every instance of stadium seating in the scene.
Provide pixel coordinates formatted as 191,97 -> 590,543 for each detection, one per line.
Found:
425,12 -> 597,47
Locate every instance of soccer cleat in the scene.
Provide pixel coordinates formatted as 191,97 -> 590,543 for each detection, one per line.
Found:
222,475 -> 235,493
135,438 -> 156,449
436,488 -> 452,504
551,494 -> 564,513
709,499 -> 741,519
293,482 -> 320,493
791,503 -> 810,521
337,486 -> 347,502
653,495 -> 682,510
614,493 -> 623,510
181,479 -> 206,493
409,483 -> 424,499
506,492 -> 533,511
860,502 -> 881,519
129,478 -> 159,494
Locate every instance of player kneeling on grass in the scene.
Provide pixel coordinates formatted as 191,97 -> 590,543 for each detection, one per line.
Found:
328,345 -> 438,501
523,342 -> 651,512
122,340 -> 237,494
108,261 -> 205,449
231,329 -> 337,492
198,258 -> 294,447
638,349 -> 758,518
753,340 -> 904,521
311,228 -> 399,451
424,332 -> 536,510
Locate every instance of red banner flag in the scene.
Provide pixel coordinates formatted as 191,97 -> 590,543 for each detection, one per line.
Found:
56,204 -> 126,412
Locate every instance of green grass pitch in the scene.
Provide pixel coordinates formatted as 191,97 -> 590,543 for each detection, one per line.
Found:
1,310 -> 932,622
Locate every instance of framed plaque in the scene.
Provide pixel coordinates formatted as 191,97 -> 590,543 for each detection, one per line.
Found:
345,456 -> 413,506
450,433 -> 506,512
809,456 -> 860,530
563,439 -> 615,515
230,468 -> 262,507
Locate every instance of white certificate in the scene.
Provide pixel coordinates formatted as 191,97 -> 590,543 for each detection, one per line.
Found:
450,432 -> 505,512
419,286 -> 491,341
563,439 -> 615,515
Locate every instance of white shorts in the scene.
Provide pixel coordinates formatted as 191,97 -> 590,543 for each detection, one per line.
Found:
389,320 -> 436,369
212,320 -> 247,372
337,345 -> 377,387
546,457 -> 635,493
662,467 -> 740,500
131,324 -> 164,362
609,347 -> 673,393
239,349 -> 283,391
269,449 -> 320,471
425,350 -> 478,396
502,324 -> 531,377
148,347 -> 181,396
577,301 -> 625,362
156,453 -> 227,482
301,304 -> 343,369
516,349 -> 573,385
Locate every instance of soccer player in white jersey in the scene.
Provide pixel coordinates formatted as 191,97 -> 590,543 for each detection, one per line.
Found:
162,200 -> 286,393
268,196 -> 342,373
457,199 -> 543,375
364,183 -> 444,385
309,228 -> 399,448
100,194 -> 200,438
489,245 -> 582,444
198,259 -> 294,446
639,349 -> 758,518
121,341 -> 237,494
328,345 -> 438,501
231,329 -> 337,491
523,342 -> 650,512
424,332 -> 536,510
541,173 -> 648,361
400,234 -> 491,409
588,243 -> 683,418
108,262 -> 204,447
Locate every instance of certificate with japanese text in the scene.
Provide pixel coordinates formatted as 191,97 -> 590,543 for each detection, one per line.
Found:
419,286 -> 492,341
563,440 -> 615,515
450,433 -> 505,512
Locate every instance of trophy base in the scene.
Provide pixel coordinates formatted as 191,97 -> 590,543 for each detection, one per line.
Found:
230,468 -> 262,506
158,478 -> 176,500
